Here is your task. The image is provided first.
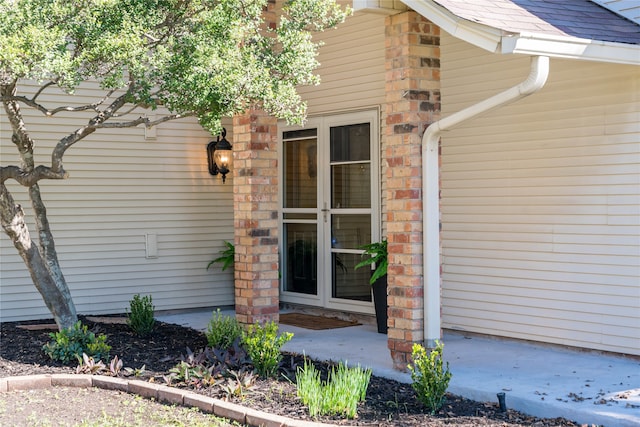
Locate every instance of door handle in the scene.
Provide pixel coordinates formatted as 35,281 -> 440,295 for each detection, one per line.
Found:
321,203 -> 329,223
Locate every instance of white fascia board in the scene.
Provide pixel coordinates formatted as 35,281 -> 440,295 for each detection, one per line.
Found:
401,0 -> 503,52
502,33 -> 640,66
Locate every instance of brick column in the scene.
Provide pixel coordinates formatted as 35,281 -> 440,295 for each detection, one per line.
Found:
232,110 -> 280,325
384,11 -> 441,370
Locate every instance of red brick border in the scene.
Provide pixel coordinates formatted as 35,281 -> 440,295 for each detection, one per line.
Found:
0,374 -> 339,427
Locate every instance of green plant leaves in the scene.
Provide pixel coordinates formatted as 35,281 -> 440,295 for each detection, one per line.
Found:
242,321 -> 293,378
127,294 -> 155,337
206,309 -> 242,350
355,239 -> 387,285
408,341 -> 452,413
42,321 -> 111,364
207,241 -> 235,272
296,359 -> 371,419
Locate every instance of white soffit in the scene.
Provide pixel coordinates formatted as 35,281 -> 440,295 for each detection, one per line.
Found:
401,0 -> 640,65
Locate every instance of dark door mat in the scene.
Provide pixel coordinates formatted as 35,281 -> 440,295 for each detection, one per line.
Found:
279,313 -> 360,330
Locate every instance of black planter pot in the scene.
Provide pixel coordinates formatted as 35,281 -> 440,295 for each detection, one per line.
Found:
372,274 -> 388,334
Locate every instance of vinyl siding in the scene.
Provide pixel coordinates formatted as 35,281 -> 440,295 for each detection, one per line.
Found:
297,10 -> 386,115
439,33 -> 640,355
0,81 -> 234,322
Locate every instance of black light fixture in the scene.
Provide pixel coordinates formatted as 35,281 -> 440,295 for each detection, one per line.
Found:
207,128 -> 232,183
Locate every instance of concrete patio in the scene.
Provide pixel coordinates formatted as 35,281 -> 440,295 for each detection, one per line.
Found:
157,308 -> 640,427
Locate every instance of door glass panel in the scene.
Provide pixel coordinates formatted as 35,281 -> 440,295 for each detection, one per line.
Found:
284,223 -> 317,295
331,214 -> 371,249
330,123 -> 370,162
283,136 -> 317,209
328,121 -> 373,303
332,253 -> 372,301
331,163 -> 371,208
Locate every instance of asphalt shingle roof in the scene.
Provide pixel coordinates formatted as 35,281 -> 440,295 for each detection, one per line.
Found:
432,0 -> 640,44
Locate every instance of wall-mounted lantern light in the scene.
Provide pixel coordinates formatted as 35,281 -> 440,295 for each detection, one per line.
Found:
207,128 -> 232,183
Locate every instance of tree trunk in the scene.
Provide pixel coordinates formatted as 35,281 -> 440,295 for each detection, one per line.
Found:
1,82 -> 77,330
0,183 -> 78,330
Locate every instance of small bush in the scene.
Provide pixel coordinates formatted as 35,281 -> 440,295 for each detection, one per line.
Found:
242,321 -> 293,378
43,321 -> 111,364
127,294 -> 155,336
206,309 -> 243,349
408,341 -> 452,413
296,358 -> 371,419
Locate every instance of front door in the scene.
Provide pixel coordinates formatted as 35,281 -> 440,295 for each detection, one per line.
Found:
280,110 -> 379,314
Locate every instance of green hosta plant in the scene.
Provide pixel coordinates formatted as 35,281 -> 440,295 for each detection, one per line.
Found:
296,358 -> 371,419
127,294 -> 155,337
206,309 -> 243,350
43,321 -> 111,364
242,321 -> 293,378
408,341 -> 452,413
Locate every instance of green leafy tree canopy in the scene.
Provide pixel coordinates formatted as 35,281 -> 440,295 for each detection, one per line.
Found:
0,0 -> 348,330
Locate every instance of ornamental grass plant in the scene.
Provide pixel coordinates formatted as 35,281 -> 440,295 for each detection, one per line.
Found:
296,358 -> 372,419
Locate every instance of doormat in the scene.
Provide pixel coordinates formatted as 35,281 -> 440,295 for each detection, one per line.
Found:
279,313 -> 360,330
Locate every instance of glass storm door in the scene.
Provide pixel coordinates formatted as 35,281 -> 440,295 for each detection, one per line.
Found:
281,111 -> 379,313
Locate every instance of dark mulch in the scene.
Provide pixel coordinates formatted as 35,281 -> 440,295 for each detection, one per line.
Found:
0,316 -> 587,426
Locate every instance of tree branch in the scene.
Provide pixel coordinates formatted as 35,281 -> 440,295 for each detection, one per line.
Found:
0,165 -> 68,186
96,112 -> 196,128
3,88 -> 117,117
31,81 -> 57,103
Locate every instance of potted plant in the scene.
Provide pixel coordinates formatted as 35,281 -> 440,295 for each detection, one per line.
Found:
355,239 -> 388,334
207,241 -> 235,271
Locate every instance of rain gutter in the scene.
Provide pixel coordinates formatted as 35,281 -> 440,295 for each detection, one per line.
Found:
422,55 -> 550,347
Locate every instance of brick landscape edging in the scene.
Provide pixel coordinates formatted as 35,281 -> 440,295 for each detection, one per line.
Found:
0,374 -> 338,427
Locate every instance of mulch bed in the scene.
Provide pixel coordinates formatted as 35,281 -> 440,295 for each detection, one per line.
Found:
0,316 -> 586,426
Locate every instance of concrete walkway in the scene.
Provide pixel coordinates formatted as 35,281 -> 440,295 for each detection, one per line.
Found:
157,309 -> 640,427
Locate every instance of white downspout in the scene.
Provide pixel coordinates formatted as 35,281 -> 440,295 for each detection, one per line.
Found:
422,55 -> 550,347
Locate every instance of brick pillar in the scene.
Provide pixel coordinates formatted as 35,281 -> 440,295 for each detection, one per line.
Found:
230,0 -> 279,326
232,110 -> 280,325
384,11 -> 441,370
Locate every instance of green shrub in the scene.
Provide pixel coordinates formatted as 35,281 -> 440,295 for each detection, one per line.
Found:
43,321 -> 111,364
241,321 -> 293,378
206,309 -> 243,349
408,341 -> 451,413
296,358 -> 371,419
127,294 -> 155,336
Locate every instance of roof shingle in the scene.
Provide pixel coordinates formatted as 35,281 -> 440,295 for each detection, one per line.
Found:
432,0 -> 640,44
